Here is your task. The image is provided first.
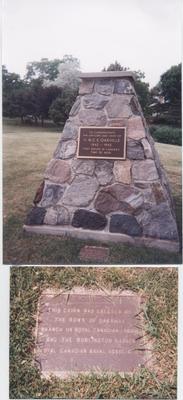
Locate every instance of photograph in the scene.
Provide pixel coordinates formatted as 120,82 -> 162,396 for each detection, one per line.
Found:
10,266 -> 178,399
2,0 -> 182,265
1,1 -> 182,399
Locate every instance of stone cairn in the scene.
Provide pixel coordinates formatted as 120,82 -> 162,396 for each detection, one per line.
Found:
24,72 -> 179,252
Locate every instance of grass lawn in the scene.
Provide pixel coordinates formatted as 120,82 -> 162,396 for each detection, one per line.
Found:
3,121 -> 182,265
10,267 -> 178,399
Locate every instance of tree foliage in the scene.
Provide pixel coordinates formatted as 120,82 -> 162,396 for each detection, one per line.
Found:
160,63 -> 181,103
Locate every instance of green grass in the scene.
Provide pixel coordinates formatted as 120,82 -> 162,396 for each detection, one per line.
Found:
10,267 -> 178,399
3,121 -> 182,265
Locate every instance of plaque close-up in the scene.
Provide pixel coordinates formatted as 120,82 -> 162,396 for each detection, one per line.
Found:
77,127 -> 126,160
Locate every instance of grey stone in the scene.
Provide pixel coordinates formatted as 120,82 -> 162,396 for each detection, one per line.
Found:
114,79 -> 135,94
72,209 -> 107,230
71,159 -> 95,176
57,206 -> 70,225
44,207 -> 58,225
132,160 -> 159,181
113,160 -> 131,184
69,97 -> 81,116
79,109 -> 107,126
141,203 -> 178,240
95,79 -> 114,95
130,96 -> 141,116
44,159 -> 71,184
57,140 -> 77,159
127,139 -> 145,160
61,120 -> 78,140
26,207 -> 46,225
41,183 -> 66,207
79,79 -> 94,95
141,138 -> 153,159
110,214 -> 142,236
95,160 -> 113,185
106,95 -> 132,118
62,175 -> 99,207
83,93 -> 109,109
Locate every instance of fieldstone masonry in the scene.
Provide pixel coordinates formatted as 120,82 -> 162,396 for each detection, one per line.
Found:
24,72 -> 179,252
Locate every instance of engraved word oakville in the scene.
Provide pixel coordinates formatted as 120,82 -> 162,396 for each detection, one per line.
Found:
35,289 -> 150,378
77,126 -> 126,160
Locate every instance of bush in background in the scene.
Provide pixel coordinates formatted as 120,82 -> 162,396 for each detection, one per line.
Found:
149,125 -> 182,146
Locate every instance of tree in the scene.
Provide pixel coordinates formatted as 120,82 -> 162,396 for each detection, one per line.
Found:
25,58 -> 62,82
49,87 -> 77,125
150,64 -> 181,126
160,63 -> 181,103
103,61 -> 151,115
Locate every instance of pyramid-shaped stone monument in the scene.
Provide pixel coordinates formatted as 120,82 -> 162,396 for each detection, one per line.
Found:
24,72 -> 179,252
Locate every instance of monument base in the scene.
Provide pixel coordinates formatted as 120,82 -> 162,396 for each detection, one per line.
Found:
23,224 -> 179,253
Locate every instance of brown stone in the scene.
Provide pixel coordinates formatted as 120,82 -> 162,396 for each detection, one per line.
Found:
35,289 -> 148,378
44,159 -> 71,184
152,182 -> 166,204
113,160 -> 132,184
33,181 -> 45,205
94,190 -> 120,214
79,246 -> 109,262
128,116 -> 146,139
94,184 -> 143,215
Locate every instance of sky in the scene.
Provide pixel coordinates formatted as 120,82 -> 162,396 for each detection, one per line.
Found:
2,0 -> 182,88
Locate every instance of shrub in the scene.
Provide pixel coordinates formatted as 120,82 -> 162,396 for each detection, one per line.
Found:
149,124 -> 182,146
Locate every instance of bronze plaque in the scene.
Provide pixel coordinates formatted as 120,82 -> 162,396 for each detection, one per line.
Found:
77,127 -> 126,160
35,289 -> 149,378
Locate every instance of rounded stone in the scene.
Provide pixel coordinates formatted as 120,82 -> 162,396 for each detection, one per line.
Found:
44,207 -> 58,225
26,207 -> 46,225
127,139 -> 145,160
113,160 -> 132,184
61,120 -> 78,140
95,190 -> 120,214
94,184 -> 143,215
94,79 -> 114,95
41,183 -> 66,207
114,79 -> 135,95
57,140 -> 77,159
71,159 -> 95,176
63,175 -> 99,207
95,160 -> 113,185
109,214 -> 142,236
72,209 -> 107,230
79,79 -> 94,95
57,206 -> 70,225
44,159 -> 71,184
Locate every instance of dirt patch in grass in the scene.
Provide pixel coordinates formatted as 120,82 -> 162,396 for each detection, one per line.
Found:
3,123 -> 182,265
10,267 -> 177,399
